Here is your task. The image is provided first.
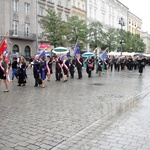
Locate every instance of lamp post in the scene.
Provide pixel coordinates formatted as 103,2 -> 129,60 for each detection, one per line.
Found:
118,17 -> 125,55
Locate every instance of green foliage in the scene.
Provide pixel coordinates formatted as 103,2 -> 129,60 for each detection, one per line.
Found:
40,9 -> 67,47
65,16 -> 88,50
88,21 -> 104,50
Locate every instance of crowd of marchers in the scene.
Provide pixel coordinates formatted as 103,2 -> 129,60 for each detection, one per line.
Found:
0,53 -> 149,92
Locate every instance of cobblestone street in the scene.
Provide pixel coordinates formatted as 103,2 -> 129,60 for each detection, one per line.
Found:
0,66 -> 150,150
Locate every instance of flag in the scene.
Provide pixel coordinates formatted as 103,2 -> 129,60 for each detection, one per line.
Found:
74,41 -> 80,55
38,50 -> 45,59
3,50 -> 9,63
101,51 -> 107,61
0,38 -> 8,56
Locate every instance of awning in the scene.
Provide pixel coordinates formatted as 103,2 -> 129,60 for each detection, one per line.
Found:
39,43 -> 50,50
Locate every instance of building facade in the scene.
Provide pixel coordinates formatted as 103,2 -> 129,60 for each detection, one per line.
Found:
141,32 -> 150,54
70,0 -> 86,20
37,0 -> 71,48
128,11 -> 142,35
86,0 -> 128,31
0,0 -> 37,58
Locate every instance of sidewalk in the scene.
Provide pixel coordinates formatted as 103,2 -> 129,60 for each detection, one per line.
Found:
0,66 -> 150,150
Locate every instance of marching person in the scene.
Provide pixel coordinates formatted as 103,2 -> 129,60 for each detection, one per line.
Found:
46,55 -> 53,81
0,55 -> 9,92
86,56 -> 93,78
17,56 -> 27,86
27,55 -> 41,87
11,57 -> 18,81
39,57 -> 47,88
69,55 -> 76,79
62,55 -> 69,82
55,55 -> 62,81
76,54 -> 83,79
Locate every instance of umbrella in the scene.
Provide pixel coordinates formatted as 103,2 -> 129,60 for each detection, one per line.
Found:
52,47 -> 69,54
133,53 -> 146,57
82,52 -> 95,58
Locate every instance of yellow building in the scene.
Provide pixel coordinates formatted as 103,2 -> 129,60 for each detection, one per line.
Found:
70,0 -> 86,20
128,11 -> 142,34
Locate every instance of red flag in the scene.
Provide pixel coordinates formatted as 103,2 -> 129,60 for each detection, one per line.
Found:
0,38 -> 8,56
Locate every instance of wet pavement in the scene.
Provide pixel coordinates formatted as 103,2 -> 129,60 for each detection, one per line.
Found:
0,66 -> 150,150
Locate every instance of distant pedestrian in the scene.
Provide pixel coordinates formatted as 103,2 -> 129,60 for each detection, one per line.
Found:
0,55 -> 9,92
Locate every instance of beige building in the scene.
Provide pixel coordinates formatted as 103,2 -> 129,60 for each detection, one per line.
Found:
0,0 -> 37,58
128,11 -> 142,35
141,32 -> 150,54
37,0 -> 71,46
70,0 -> 86,20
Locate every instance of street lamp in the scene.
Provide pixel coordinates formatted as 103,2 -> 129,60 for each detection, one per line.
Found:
118,17 -> 125,55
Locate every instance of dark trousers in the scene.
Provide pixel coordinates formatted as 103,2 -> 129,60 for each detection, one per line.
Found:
77,67 -> 82,79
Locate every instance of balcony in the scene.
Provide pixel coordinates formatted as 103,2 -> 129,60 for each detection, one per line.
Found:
9,30 -> 36,41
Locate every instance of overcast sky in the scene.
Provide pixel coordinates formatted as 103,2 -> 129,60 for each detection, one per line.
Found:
119,0 -> 150,33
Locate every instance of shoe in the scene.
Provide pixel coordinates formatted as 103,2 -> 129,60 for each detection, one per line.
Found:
17,84 -> 21,86
3,90 -> 9,92
34,85 -> 38,87
23,84 -> 25,86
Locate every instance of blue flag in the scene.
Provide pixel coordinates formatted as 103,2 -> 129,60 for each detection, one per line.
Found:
101,51 -> 107,60
74,42 -> 80,55
38,50 -> 45,59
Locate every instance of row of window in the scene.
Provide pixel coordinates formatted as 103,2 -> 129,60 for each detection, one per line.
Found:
12,21 -> 30,36
13,0 -> 30,15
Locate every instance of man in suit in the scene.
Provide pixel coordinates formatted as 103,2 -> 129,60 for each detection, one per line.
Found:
76,54 -> 83,79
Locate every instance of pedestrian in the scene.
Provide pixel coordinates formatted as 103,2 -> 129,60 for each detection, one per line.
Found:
11,57 -> 18,81
86,56 -> 93,78
39,57 -> 47,88
17,56 -> 27,86
62,55 -> 69,82
55,55 -> 63,81
46,55 -> 53,81
138,57 -> 145,76
76,54 -> 83,79
0,55 -> 9,92
69,55 -> 76,79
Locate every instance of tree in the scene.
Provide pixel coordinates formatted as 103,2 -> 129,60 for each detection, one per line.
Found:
40,9 -> 67,48
88,21 -> 104,50
65,16 -> 88,50
102,27 -> 119,52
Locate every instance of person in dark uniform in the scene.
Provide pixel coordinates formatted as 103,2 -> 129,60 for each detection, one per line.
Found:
86,56 -> 93,78
47,55 -> 53,81
69,55 -> 76,79
39,57 -> 47,88
17,56 -> 27,86
62,55 -> 69,82
138,57 -> 145,76
29,55 -> 41,87
55,55 -> 62,81
76,54 -> 83,79
11,57 -> 18,81
0,55 -> 9,92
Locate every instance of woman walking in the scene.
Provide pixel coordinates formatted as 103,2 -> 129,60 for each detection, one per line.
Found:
0,55 -> 9,92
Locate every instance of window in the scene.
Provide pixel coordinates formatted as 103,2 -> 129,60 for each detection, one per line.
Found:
73,0 -> 76,6
12,20 -> 18,36
24,23 -> 30,37
12,0 -> 19,12
39,7 -> 44,16
66,0 -> 68,8
12,45 -> 19,53
58,0 -> 61,6
24,46 -> 31,59
78,2 -> 80,8
25,3 -> 30,15
82,4 -> 85,10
